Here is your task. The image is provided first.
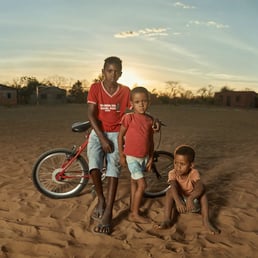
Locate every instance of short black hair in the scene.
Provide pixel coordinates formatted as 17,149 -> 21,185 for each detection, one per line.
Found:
103,56 -> 122,71
174,145 -> 195,162
130,86 -> 150,101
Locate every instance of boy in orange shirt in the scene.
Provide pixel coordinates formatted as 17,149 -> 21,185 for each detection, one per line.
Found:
155,145 -> 220,234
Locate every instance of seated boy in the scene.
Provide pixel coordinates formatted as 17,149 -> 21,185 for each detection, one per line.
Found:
155,145 -> 220,234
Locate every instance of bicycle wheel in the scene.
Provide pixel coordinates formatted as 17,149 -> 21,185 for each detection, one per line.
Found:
32,148 -> 89,199
144,150 -> 174,198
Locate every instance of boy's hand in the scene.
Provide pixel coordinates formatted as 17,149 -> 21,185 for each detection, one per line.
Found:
175,201 -> 186,213
100,137 -> 114,153
152,118 -> 161,132
145,158 -> 153,172
186,198 -> 195,212
119,154 -> 127,167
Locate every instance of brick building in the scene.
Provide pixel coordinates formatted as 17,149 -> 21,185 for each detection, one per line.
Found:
214,91 -> 258,108
33,86 -> 67,104
0,84 -> 17,105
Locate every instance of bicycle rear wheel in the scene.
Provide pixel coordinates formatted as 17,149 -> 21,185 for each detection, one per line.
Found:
144,150 -> 173,198
32,149 -> 89,199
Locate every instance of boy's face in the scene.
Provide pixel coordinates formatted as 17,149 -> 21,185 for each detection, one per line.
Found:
102,63 -> 122,84
131,92 -> 149,114
174,154 -> 193,176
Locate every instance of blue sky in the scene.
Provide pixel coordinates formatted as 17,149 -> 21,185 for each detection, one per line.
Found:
1,0 -> 258,93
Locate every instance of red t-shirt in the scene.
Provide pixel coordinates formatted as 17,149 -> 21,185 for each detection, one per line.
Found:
121,113 -> 154,158
87,81 -> 131,132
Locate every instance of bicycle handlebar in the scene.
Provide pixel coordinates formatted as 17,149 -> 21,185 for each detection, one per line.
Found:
71,120 -> 166,133
153,120 -> 166,130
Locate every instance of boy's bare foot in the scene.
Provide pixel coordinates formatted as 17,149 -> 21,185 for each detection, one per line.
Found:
153,220 -> 173,230
128,213 -> 151,224
203,220 -> 220,234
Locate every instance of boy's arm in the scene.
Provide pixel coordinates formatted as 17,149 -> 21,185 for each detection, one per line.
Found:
150,131 -> 154,156
170,180 -> 187,213
186,180 -> 204,212
146,135 -> 154,171
188,180 -> 205,200
118,125 -> 127,167
145,113 -> 161,132
88,103 -> 113,153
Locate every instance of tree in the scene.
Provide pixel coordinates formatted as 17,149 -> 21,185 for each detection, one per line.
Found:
68,80 -> 86,103
18,76 -> 41,104
42,75 -> 73,89
220,86 -> 234,92
165,81 -> 180,99
181,90 -> 194,99
92,74 -> 103,83
197,85 -> 214,98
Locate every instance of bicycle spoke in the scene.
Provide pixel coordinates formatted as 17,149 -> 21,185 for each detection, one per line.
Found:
144,151 -> 174,198
32,149 -> 89,198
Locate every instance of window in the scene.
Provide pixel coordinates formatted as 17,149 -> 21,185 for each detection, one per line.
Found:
56,94 -> 63,99
7,92 -> 12,99
40,94 -> 47,99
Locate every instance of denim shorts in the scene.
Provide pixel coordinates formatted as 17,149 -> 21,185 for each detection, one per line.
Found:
181,196 -> 200,213
87,130 -> 120,178
126,155 -> 148,180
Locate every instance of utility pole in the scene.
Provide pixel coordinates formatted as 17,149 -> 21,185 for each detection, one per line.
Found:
36,85 -> 39,105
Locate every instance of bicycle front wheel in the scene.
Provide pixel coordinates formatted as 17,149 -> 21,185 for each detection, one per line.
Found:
32,149 -> 89,199
144,150 -> 173,198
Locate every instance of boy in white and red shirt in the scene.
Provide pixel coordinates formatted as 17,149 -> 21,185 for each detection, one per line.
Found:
87,56 -> 131,235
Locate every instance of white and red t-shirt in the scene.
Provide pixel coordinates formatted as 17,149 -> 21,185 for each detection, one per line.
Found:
121,113 -> 154,158
87,82 -> 131,132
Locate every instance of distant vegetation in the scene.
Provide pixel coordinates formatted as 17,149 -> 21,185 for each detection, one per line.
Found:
3,75 -> 254,105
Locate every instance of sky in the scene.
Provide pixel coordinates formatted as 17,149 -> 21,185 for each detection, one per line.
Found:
1,0 -> 258,94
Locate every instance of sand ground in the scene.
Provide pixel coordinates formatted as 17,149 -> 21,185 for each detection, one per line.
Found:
0,104 -> 257,258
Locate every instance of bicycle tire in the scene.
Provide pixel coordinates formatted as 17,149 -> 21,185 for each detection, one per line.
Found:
32,148 -> 89,199
144,150 -> 174,198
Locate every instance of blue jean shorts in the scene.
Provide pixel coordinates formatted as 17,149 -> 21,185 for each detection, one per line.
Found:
181,196 -> 200,213
126,155 -> 148,180
87,130 -> 120,178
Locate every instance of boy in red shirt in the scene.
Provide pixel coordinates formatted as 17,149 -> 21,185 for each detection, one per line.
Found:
118,87 -> 155,224
87,56 -> 131,235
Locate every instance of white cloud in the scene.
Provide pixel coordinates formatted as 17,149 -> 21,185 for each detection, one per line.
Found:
206,21 -> 229,29
206,72 -> 258,84
114,31 -> 139,38
187,20 -> 229,29
114,28 -> 168,39
174,2 -> 195,9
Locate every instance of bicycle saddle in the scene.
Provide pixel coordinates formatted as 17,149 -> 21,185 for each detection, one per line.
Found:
72,121 -> 91,132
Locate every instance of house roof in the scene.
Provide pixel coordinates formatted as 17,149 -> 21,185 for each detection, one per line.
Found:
215,90 -> 257,95
0,84 -> 17,91
39,86 -> 66,93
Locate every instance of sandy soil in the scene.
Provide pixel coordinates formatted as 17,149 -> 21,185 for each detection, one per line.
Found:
0,104 -> 257,258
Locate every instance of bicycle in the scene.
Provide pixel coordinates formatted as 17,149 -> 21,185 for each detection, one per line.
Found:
32,121 -> 173,199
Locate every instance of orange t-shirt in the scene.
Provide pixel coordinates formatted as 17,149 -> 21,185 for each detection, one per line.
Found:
168,168 -> 201,196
